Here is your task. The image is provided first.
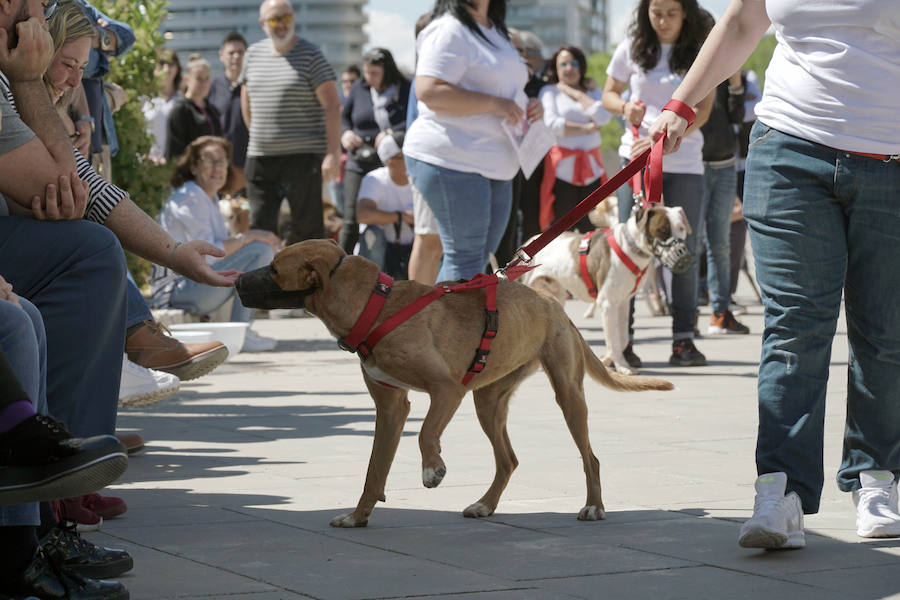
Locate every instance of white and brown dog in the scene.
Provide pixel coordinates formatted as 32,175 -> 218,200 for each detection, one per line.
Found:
521,204 -> 691,375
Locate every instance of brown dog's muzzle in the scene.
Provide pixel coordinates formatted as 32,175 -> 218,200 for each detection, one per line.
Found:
235,266 -> 314,309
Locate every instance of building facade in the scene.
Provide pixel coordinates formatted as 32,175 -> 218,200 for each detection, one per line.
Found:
163,0 -> 367,74
507,0 -> 609,57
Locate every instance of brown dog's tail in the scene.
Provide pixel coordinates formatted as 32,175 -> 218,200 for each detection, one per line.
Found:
574,322 -> 674,392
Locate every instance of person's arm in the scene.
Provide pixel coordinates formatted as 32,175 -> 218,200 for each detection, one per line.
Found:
240,85 -> 251,128
356,197 -> 413,227
316,80 -> 342,182
339,86 -> 363,151
164,103 -> 188,161
415,76 -> 524,124
650,0 -> 771,152
601,76 -> 645,126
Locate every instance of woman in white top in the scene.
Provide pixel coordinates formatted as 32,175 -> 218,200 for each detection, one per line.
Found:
601,0 -> 714,368
150,136 -> 282,343
539,45 -> 611,233
143,50 -> 182,163
403,0 -> 541,281
651,0 -> 900,549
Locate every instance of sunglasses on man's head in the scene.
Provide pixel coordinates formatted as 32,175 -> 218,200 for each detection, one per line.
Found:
265,13 -> 293,28
43,0 -> 58,19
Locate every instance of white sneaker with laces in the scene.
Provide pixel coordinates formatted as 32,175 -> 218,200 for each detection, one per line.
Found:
119,355 -> 180,407
738,472 -> 805,549
853,470 -> 900,538
242,328 -> 277,352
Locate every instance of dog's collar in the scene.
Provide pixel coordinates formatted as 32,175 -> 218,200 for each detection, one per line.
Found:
329,255 -> 346,279
621,224 -> 651,259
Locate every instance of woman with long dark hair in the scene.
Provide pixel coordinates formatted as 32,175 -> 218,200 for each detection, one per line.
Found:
539,45 -> 611,233
338,47 -> 411,254
403,0 -> 542,281
601,0 -> 713,368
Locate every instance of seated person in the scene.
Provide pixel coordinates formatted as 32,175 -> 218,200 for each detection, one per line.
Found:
149,136 -> 282,351
356,132 -> 414,280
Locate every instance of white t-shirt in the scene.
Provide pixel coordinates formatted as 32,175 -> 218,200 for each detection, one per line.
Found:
143,94 -> 179,162
403,14 -> 528,181
607,39 -> 704,175
756,0 -> 900,154
540,85 -> 610,185
357,167 -> 414,245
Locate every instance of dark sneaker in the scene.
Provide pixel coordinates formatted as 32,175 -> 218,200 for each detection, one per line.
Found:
623,342 -> 642,369
669,339 -> 708,367
41,522 -> 134,580
4,547 -> 129,600
0,415 -> 128,505
708,309 -> 750,335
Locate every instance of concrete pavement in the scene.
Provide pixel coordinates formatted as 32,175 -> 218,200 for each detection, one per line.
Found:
100,282 -> 900,600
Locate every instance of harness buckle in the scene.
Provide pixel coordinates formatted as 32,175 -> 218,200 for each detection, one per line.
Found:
484,309 -> 499,337
357,342 -> 372,362
337,339 -> 355,353
374,281 -> 391,297
469,348 -> 490,372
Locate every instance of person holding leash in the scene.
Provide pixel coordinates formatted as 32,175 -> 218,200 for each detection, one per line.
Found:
651,0 -> 900,548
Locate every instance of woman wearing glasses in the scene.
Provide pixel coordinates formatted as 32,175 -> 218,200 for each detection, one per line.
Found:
150,137 -> 281,346
538,45 -> 611,233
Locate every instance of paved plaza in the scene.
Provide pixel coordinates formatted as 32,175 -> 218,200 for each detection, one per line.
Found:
100,280 -> 900,600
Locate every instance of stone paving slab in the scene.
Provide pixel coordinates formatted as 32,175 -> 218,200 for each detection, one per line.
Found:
97,285 -> 900,599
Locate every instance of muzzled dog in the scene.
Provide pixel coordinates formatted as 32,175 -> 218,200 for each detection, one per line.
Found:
236,239 -> 673,527
521,204 -> 692,375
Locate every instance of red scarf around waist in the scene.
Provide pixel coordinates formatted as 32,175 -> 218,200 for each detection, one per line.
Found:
539,145 -> 607,231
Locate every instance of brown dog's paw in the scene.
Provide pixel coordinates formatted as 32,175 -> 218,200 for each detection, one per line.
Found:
463,502 -> 494,518
422,465 -> 447,488
329,512 -> 368,528
577,505 -> 606,521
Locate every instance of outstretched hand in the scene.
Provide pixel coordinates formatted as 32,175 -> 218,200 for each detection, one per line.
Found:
171,240 -> 239,287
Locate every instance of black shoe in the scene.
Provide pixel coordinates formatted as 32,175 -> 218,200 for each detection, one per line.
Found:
623,342 -> 642,369
4,547 -> 128,600
41,523 -> 133,580
669,339 -> 708,367
0,415 -> 128,505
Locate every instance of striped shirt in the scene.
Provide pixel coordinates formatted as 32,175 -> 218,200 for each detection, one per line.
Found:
239,37 -> 335,157
0,71 -> 127,224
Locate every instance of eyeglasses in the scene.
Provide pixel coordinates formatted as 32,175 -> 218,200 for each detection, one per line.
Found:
559,60 -> 580,69
265,13 -> 293,28
198,156 -> 228,169
43,0 -> 58,19
341,78 -> 356,84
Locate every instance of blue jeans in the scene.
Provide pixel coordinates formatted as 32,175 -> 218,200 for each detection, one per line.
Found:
169,241 -> 274,322
743,122 -> 900,513
405,157 -> 511,281
618,158 -> 704,339
0,217 -> 126,438
701,162 -> 737,313
126,272 -> 153,330
0,298 -> 47,526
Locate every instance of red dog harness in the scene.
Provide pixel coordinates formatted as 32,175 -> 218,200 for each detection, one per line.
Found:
338,272 -> 500,386
578,229 -> 648,298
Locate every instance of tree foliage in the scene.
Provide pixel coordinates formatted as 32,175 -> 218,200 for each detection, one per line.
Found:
89,0 -> 173,286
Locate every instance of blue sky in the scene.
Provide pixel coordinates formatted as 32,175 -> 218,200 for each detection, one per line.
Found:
365,0 -> 733,72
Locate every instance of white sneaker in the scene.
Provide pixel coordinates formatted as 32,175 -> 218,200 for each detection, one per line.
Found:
119,355 -> 180,407
853,470 -> 900,538
242,328 -> 277,352
738,472 -> 805,549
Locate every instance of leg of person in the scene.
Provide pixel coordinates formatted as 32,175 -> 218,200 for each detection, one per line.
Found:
358,226 -> 388,271
339,167 -> 364,253
835,156 -> 900,538
484,177 -> 513,269
663,172 -> 706,366
738,124 -> 848,549
0,218 -> 126,438
493,169 -> 522,266
408,181 -> 442,285
520,161 -> 544,242
705,163 -> 748,334
245,155 -> 284,236
729,218 -> 748,305
552,178 -> 597,234
405,157 -> 493,281
616,158 -> 640,352
329,179 -> 345,215
284,153 -> 325,244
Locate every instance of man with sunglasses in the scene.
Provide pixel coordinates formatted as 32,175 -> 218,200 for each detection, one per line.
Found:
239,0 -> 341,244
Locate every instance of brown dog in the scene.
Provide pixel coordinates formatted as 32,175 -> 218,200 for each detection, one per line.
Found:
235,239 -> 673,527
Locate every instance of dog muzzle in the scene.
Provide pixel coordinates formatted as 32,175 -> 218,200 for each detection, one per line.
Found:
235,266 -> 315,309
652,237 -> 694,274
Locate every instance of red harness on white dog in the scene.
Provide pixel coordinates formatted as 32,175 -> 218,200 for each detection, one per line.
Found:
338,272 -> 500,386
578,229 -> 648,298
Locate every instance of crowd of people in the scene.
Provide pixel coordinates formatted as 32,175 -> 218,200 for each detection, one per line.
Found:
1,0 -> 898,596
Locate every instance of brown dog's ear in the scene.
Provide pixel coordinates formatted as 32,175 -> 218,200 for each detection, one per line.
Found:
301,255 -> 334,293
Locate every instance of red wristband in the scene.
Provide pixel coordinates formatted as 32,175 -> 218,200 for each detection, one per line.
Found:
663,99 -> 696,127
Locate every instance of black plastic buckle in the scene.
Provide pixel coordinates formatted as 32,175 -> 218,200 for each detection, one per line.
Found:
374,281 -> 391,297
469,348 -> 490,372
337,339 -> 355,353
357,342 -> 372,362
484,309 -> 499,338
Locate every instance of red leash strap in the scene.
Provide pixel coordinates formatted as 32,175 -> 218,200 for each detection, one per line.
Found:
605,228 -> 648,295
662,99 -> 696,126
578,230 -> 601,299
338,271 -> 394,356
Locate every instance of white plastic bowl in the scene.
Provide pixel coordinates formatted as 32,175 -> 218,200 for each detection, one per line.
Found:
168,330 -> 215,345
169,322 -> 249,361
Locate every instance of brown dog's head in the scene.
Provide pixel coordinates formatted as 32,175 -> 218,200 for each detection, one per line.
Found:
235,239 -> 347,310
